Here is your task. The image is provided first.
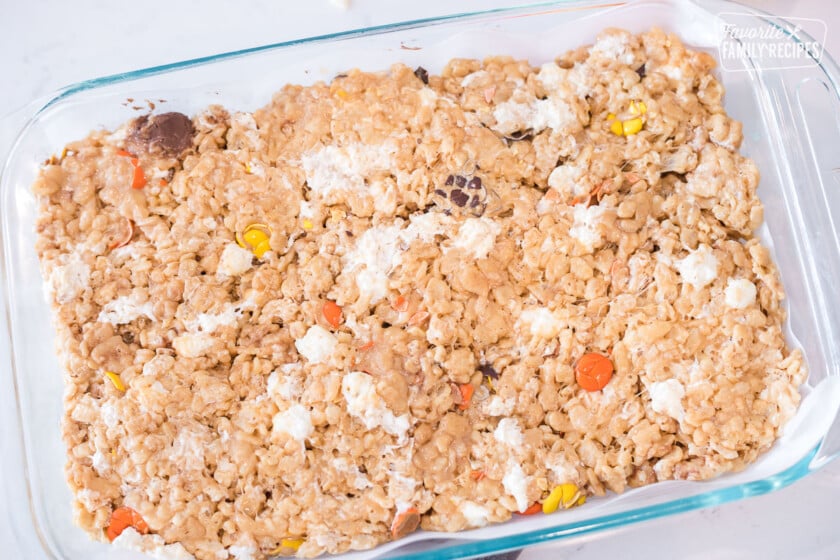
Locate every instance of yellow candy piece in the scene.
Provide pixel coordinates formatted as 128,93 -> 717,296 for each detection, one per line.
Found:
237,223 -> 272,257
542,485 -> 564,514
609,101 -> 647,136
270,538 -> 305,555
104,371 -> 126,392
561,483 -> 584,509
244,223 -> 270,236
253,239 -> 272,258
302,219 -> 314,231
622,117 -> 644,136
336,88 -> 349,99
243,228 -> 268,247
282,538 -> 304,550
244,162 -> 252,174
542,483 -> 584,514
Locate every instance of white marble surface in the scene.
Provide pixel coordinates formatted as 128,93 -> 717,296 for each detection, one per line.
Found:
2,0 -> 840,559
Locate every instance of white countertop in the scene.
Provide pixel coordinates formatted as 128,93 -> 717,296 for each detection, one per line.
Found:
2,1 -> 840,559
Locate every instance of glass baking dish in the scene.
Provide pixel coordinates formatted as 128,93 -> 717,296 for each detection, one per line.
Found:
3,0 -> 840,559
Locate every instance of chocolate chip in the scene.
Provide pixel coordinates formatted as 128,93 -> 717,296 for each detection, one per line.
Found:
454,175 -> 467,188
450,189 -> 469,207
479,364 -> 499,379
636,64 -> 646,79
445,174 -> 454,186
121,331 -> 135,344
127,112 -> 195,158
414,66 -> 429,85
469,195 -> 481,208
434,189 -> 448,197
467,177 -> 482,190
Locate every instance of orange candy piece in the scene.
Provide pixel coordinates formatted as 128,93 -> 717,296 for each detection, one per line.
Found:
322,300 -> 342,329
457,383 -> 475,410
518,503 -> 542,515
575,353 -> 614,392
131,165 -> 146,189
107,506 -> 149,541
116,149 -> 147,189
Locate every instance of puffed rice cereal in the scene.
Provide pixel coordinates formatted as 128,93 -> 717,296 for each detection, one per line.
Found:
33,28 -> 805,559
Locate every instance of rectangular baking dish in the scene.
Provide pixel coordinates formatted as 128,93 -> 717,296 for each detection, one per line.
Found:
3,1 -> 840,559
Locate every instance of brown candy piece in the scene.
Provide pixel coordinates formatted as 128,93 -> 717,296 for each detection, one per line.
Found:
127,112 -> 195,158
414,66 -> 429,85
390,508 -> 421,540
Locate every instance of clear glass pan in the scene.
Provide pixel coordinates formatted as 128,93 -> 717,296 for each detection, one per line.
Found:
3,1 -> 840,559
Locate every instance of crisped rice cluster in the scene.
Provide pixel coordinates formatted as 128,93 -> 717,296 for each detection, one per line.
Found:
33,28 -> 805,560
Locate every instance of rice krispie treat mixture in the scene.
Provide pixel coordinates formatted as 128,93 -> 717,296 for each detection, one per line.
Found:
33,28 -> 806,559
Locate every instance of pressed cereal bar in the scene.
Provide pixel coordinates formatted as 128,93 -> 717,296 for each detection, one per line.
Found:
33,28 -> 805,559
